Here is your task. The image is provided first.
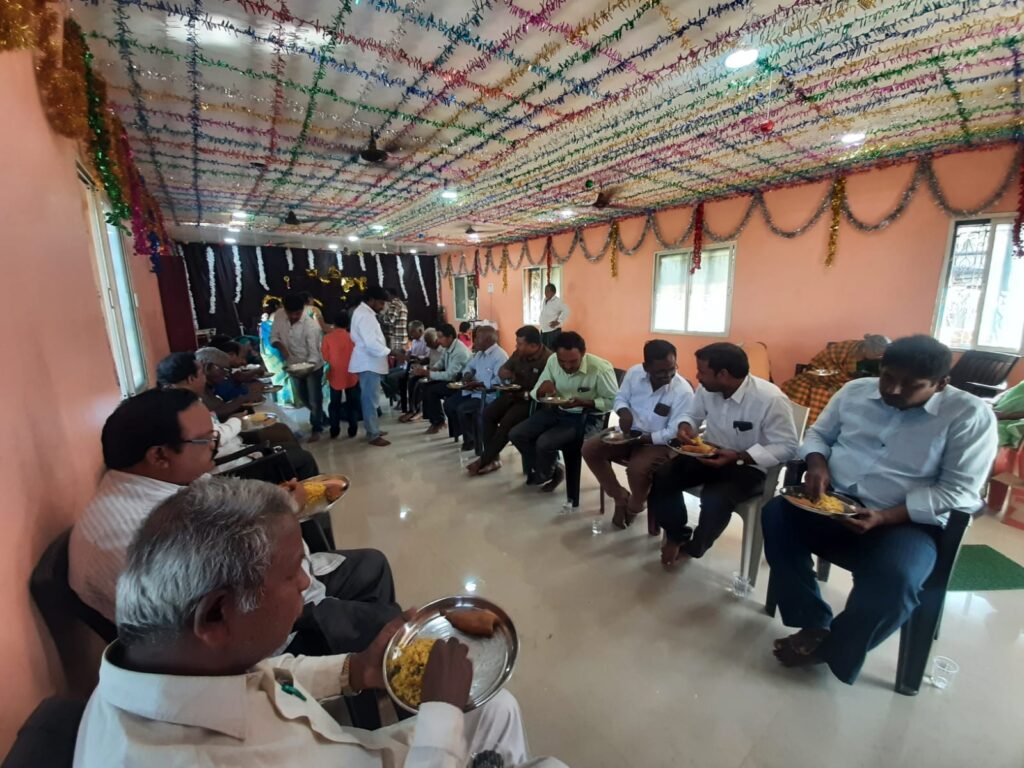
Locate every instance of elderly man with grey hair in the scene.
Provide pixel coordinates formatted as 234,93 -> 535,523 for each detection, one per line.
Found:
443,325 -> 509,454
194,346 -> 264,421
74,477 -> 567,768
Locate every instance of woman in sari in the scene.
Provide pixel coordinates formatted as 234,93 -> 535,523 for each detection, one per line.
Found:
259,299 -> 295,406
987,381 -> 1024,515
781,334 -> 890,424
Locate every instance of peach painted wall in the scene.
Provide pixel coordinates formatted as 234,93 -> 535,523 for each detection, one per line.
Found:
443,145 -> 1021,387
0,50 -> 169,753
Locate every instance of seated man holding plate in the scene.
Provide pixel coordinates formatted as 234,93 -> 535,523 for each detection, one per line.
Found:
467,325 -> 552,477
509,331 -> 619,492
648,343 -> 799,566
443,324 -> 509,453
74,476 -> 567,768
581,340 -> 693,529
762,335 -> 997,684
410,323 -> 472,435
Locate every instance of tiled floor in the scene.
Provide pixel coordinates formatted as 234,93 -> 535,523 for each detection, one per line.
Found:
287,406 -> 1024,768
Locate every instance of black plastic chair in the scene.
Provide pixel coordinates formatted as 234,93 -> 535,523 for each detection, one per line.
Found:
764,461 -> 970,695
31,531 -> 117,657
1,697 -> 85,768
948,350 -> 1020,399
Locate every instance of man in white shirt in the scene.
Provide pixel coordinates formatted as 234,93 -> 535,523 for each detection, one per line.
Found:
443,325 -> 510,453
538,283 -> 569,349
69,389 -> 401,662
582,340 -> 694,530
74,477 -> 567,768
349,285 -> 397,447
649,342 -> 799,567
763,335 -> 997,685
272,294 -> 327,442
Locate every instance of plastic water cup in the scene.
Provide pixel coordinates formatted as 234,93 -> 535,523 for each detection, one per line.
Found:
591,517 -> 604,536
930,656 -> 959,690
730,571 -> 752,598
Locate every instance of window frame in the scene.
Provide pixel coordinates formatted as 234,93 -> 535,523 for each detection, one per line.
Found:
649,243 -> 737,336
521,265 -> 563,325
452,275 -> 479,322
80,164 -> 150,396
931,215 -> 1024,354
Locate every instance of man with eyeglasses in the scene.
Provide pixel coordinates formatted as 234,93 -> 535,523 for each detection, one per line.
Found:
69,389 -> 401,671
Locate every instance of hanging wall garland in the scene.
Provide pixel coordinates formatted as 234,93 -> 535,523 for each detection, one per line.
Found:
232,244 -> 242,303
307,249 -> 315,271
396,255 -> 408,298
206,246 -> 217,314
179,244 -> 198,329
374,252 -> 385,286
256,246 -> 268,289
413,255 -> 430,306
285,247 -> 294,272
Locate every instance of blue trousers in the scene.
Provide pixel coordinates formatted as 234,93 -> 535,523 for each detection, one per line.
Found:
290,367 -> 325,434
357,371 -> 384,440
761,497 -> 939,684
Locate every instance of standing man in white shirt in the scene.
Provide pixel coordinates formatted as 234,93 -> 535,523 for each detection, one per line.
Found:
763,335 -> 997,685
649,342 -> 799,567
538,283 -> 570,350
582,340 -> 694,530
74,476 -> 568,768
271,294 -> 327,442
349,285 -> 399,447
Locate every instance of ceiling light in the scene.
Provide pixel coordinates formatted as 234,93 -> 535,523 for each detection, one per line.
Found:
347,235 -> 359,242
166,16 -> 238,48
436,242 -> 446,248
223,237 -> 237,244
841,131 -> 866,145
468,233 -> 481,242
441,184 -> 458,201
370,224 -> 386,232
328,243 -> 339,250
228,227 -> 241,234
559,209 -> 575,219
410,248 -> 418,254
231,210 -> 247,220
724,48 -> 759,69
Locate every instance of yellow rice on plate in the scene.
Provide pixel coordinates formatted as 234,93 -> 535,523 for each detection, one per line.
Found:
387,638 -> 437,708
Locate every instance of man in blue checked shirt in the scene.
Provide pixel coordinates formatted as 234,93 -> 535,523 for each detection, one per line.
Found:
444,325 -> 509,452
763,335 -> 997,685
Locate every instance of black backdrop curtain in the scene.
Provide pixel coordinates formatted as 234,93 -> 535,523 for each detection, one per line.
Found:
177,242 -> 440,336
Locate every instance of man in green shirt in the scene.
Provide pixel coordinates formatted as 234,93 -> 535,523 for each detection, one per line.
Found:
509,331 -> 619,492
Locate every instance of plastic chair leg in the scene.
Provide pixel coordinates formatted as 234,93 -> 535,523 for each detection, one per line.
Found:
564,448 -> 582,508
764,569 -> 778,617
738,501 -> 764,588
895,588 -> 945,696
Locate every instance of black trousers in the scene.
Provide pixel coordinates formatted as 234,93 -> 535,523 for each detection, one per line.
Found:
328,384 -> 360,437
286,548 -> 401,655
421,380 -> 452,426
648,456 -> 765,556
541,329 -> 560,350
479,396 -> 532,466
509,407 -> 603,483
444,394 -> 486,448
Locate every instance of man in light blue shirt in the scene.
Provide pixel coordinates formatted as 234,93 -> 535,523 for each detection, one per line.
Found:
763,335 -> 997,685
411,323 -> 472,434
444,325 -> 509,452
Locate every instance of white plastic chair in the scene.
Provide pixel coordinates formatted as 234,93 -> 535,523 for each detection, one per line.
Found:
684,399 -> 809,587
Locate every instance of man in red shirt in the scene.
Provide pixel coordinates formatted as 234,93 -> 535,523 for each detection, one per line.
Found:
321,310 -> 360,439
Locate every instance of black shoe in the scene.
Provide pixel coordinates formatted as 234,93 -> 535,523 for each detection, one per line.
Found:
329,427 -> 340,439
347,426 -> 358,438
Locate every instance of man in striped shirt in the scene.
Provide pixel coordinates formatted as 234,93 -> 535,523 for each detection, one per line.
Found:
69,389 -> 401,661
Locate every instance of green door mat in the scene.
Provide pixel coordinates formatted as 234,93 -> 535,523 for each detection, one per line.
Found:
948,545 -> 1024,592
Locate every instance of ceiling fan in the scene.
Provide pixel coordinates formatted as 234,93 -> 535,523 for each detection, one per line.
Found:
352,130 -> 413,167
459,222 -> 504,242
590,186 -> 646,212
281,209 -> 337,226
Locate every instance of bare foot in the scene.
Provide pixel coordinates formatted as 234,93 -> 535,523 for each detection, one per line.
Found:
476,461 -> 502,476
466,459 -> 483,475
368,437 -> 391,447
611,493 -> 632,529
660,539 -> 690,568
425,423 -> 445,435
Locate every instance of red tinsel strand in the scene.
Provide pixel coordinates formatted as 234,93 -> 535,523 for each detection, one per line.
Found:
473,249 -> 481,289
545,235 -> 553,283
690,202 -> 705,274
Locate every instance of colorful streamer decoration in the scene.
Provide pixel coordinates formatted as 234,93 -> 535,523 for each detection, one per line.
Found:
690,203 -> 705,274
609,221 -> 619,277
206,246 -> 216,314
1014,149 -> 1024,259
501,245 -> 509,293
826,177 -> 847,268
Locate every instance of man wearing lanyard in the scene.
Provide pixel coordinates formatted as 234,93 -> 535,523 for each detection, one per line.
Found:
509,331 -> 619,492
649,342 -> 799,567
763,335 -> 996,684
537,283 -> 570,350
582,340 -> 694,530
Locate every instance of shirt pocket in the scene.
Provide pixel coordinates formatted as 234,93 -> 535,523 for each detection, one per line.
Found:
885,427 -> 945,477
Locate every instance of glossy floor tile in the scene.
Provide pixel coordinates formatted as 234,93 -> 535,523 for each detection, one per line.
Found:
285,406 -> 1024,768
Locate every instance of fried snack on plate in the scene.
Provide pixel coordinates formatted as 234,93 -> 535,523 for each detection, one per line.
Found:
679,435 -> 716,455
387,638 -> 437,708
443,608 -> 500,638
